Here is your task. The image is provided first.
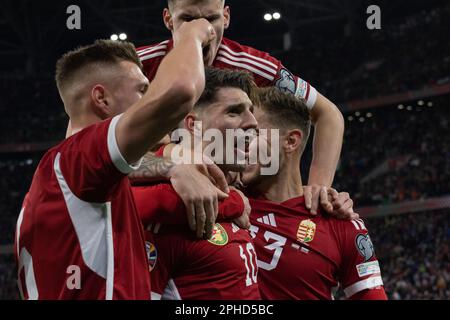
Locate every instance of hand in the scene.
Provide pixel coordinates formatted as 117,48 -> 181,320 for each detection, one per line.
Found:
303,184 -> 324,215
173,18 -> 216,48
320,188 -> 360,220
229,187 -> 251,230
169,163 -> 229,239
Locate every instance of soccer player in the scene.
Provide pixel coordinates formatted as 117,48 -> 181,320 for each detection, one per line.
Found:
136,0 -> 345,214
14,20 -> 215,300
241,87 -> 387,300
132,68 -> 260,300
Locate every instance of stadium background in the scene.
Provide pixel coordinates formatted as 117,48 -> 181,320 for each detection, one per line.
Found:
0,0 -> 448,300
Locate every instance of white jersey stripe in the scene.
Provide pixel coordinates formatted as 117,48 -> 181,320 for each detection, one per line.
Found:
18,248 -> 39,300
54,153 -> 110,280
219,44 -> 278,69
216,56 -> 275,81
16,207 -> 25,260
137,45 -> 167,56
138,46 -> 167,58
140,51 -> 167,62
351,220 -> 360,230
105,202 -> 114,300
162,279 -> 182,300
137,40 -> 169,56
151,292 -> 162,300
344,276 -> 384,298
217,50 -> 277,75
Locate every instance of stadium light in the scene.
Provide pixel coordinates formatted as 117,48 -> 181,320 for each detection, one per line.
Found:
398,104 -> 404,110
348,116 -> 354,121
427,101 -> 433,107
406,105 -> 413,111
355,111 -> 361,117
264,13 -> 273,21
359,117 -> 365,123
119,33 -> 128,41
110,34 -> 119,41
418,100 -> 425,106
366,112 -> 373,118
273,12 -> 281,20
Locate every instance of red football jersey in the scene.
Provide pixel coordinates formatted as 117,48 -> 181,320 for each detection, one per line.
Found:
137,38 -> 318,109
132,184 -> 261,300
249,196 -> 385,300
15,115 -> 151,300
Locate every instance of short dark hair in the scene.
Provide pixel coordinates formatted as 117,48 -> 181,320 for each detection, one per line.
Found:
168,0 -> 225,10
195,67 -> 256,109
255,87 -> 311,148
55,39 -> 142,93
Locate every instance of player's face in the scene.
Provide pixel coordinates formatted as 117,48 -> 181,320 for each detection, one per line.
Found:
165,0 -> 230,66
200,87 -> 257,172
241,107 -> 282,186
109,61 -> 149,115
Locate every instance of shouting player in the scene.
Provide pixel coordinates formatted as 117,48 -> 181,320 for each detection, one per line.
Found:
14,20 -> 215,299
137,0 -> 345,215
132,68 -> 260,300
241,88 -> 387,300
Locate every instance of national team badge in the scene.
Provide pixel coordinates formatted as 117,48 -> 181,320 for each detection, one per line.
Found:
145,241 -> 157,272
208,224 -> 229,246
355,234 -> 375,262
297,219 -> 316,243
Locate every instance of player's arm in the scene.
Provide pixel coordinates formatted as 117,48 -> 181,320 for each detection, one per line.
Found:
336,219 -> 387,300
308,92 -> 344,188
272,64 -> 344,214
116,19 -> 215,164
133,185 -> 250,237
348,288 -> 388,300
302,93 -> 344,214
129,145 -> 230,239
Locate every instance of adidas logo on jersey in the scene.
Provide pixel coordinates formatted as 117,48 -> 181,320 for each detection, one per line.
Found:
256,213 -> 277,227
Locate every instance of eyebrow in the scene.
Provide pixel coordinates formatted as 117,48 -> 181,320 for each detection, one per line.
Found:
226,103 -> 254,112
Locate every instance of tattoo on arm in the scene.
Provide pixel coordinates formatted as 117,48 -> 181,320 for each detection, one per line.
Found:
128,152 -> 175,184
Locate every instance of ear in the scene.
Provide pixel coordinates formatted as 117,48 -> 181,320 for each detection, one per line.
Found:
163,8 -> 174,31
91,85 -> 110,119
223,6 -> 231,29
184,113 -> 198,134
284,129 -> 303,154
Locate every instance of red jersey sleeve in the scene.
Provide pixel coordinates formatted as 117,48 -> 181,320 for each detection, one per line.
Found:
335,219 -> 386,299
218,38 -> 318,109
145,229 -> 186,300
57,115 -> 141,203
133,184 -> 248,227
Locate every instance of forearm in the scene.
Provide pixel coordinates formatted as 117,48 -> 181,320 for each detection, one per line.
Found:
129,152 -> 175,185
308,94 -> 344,187
116,36 -> 205,164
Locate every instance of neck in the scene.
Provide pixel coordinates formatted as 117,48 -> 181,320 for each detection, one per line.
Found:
66,112 -> 103,138
251,157 -> 303,203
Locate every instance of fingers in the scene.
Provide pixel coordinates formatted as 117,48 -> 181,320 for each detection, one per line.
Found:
328,188 -> 339,201
187,202 -> 196,232
207,163 -> 230,194
304,186 -> 312,210
195,202 -> 206,239
215,187 -> 229,200
204,199 -> 215,240
320,187 -> 333,213
332,192 -> 350,211
310,188 -> 320,215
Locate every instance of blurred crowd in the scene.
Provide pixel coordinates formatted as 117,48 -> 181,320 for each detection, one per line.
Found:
366,210 -> 449,300
281,3 -> 450,102
332,95 -> 450,206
